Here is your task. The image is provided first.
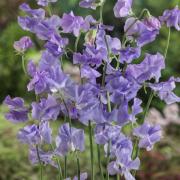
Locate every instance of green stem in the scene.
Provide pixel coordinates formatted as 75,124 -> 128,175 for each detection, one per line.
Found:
99,0 -> 106,23
64,156 -> 67,179
164,27 -> 171,59
36,145 -> 43,180
117,175 -> 120,180
51,144 -> 63,180
97,144 -> 105,180
88,120 -> 94,180
75,33 -> 81,52
21,55 -> 27,75
76,152 -> 80,180
106,141 -> 110,180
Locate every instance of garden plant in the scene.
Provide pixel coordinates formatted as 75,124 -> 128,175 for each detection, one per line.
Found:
3,0 -> 180,180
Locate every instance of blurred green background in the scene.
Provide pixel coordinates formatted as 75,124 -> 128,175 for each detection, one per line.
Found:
0,0 -> 180,179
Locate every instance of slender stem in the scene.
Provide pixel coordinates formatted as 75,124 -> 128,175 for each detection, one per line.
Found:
97,144 -> 105,180
36,145 -> 43,180
51,144 -> 63,180
75,33 -> 81,52
99,0 -> 106,23
76,152 -> 80,180
64,156 -> 67,179
106,141 -> 110,180
142,91 -> 154,123
21,54 -> 27,75
117,175 -> 120,180
88,120 -> 94,180
164,27 -> 171,59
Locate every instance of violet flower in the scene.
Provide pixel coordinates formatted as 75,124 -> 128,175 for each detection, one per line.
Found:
36,0 -> 57,7
56,123 -> 85,156
4,95 -> 28,123
159,6 -> 180,31
133,123 -> 162,151
17,124 -> 41,145
148,77 -> 180,104
60,11 -> 90,37
29,147 -> 57,167
13,36 -> 33,53
32,95 -> 61,121
79,0 -> 96,10
114,0 -> 133,18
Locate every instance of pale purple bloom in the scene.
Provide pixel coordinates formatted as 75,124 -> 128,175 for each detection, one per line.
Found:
27,51 -> 68,94
39,121 -> 52,144
79,0 -> 96,10
94,123 -> 121,145
114,0 -> 133,18
159,6 -> 180,31
32,95 -> 60,121
126,53 -> 165,83
148,77 -> 180,104
13,36 -> 33,53
17,124 -> 41,145
65,172 -> 88,180
45,33 -> 68,57
60,11 -> 90,37
133,123 -> 161,151
81,65 -> 101,80
4,96 -> 28,123
124,17 -> 160,46
56,123 -> 85,155
108,156 -> 140,180
29,147 -> 57,167
120,46 -> 141,63
37,0 -> 57,7
143,16 -> 161,31
20,3 -> 45,19
73,45 -> 103,66
34,15 -> 61,40
18,16 -> 39,32
129,98 -> 142,122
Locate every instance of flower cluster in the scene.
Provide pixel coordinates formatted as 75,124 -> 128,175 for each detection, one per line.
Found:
4,0 -> 180,180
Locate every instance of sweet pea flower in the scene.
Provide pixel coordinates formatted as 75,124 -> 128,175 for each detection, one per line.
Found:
13,36 -> 33,53
79,0 -> 96,10
56,123 -> 85,156
114,0 -> 133,18
37,0 -> 57,7
4,96 -> 29,123
29,147 -> 57,167
133,123 -> 162,151
148,77 -> 180,104
159,6 -> 180,31
60,11 -> 90,37
31,95 -> 61,121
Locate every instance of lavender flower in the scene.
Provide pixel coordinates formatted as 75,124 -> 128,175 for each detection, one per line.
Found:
56,123 -> 85,155
148,77 -> 180,104
79,0 -> 96,10
29,147 -> 57,167
65,172 -> 88,180
124,17 -> 160,46
4,96 -> 28,123
20,3 -> 45,19
126,53 -> 165,83
159,6 -> 180,31
32,95 -> 60,121
17,124 -> 41,145
120,46 -> 141,63
133,123 -> 162,151
60,11 -> 90,37
13,36 -> 33,53
114,0 -> 133,18
108,156 -> 140,180
37,0 -> 57,7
